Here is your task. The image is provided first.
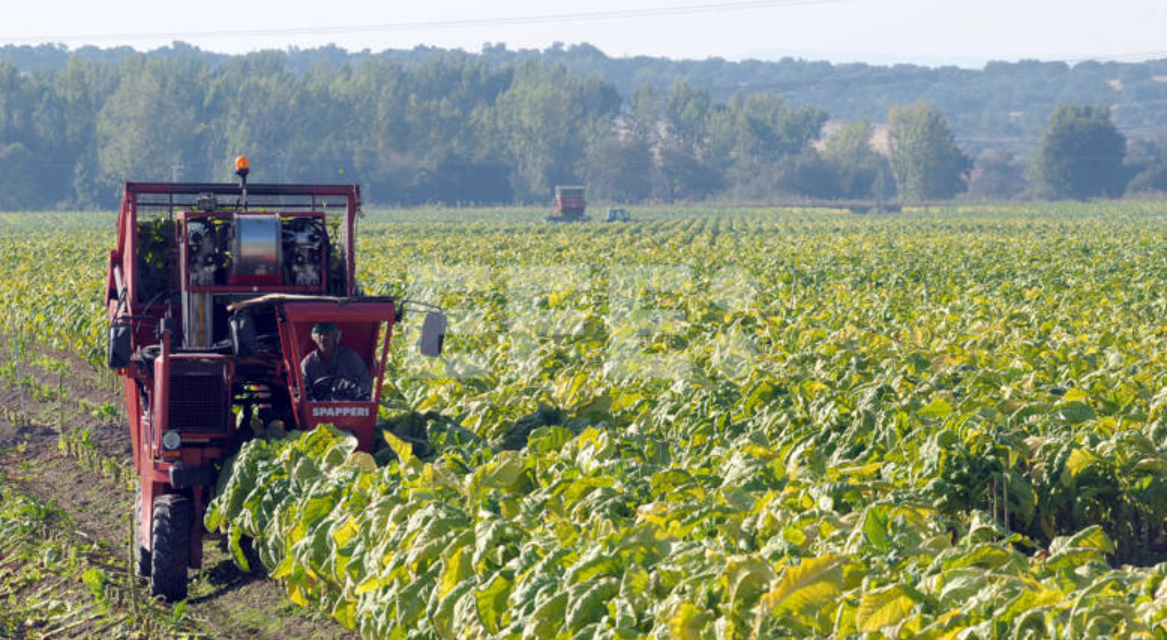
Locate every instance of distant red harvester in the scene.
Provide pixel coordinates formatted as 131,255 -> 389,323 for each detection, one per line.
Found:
547,185 -> 587,222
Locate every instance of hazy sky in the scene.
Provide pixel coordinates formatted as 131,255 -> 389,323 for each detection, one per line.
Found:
2,0 -> 1164,68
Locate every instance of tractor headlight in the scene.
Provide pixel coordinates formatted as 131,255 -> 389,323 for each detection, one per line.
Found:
162,430 -> 182,450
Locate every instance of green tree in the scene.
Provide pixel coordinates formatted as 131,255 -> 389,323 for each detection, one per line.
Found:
492,63 -> 620,200
664,81 -> 710,151
888,104 -> 971,201
96,55 -> 211,192
59,57 -> 120,208
770,149 -> 839,199
706,91 -> 827,190
1126,165 -> 1167,194
656,146 -> 722,202
967,150 -> 1026,201
584,136 -> 653,203
1030,104 -> 1126,199
629,84 -> 661,141
822,119 -> 886,199
0,142 -> 38,209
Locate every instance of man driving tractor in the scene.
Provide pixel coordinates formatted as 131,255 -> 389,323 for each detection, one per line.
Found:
300,321 -> 372,400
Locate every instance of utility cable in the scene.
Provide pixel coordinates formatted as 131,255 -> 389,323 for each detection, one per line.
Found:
0,0 -> 872,44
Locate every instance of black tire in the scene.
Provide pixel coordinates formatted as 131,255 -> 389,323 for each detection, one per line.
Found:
133,488 -> 151,577
150,494 -> 192,602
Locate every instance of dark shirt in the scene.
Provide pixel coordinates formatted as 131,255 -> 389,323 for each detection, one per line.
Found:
300,346 -> 371,394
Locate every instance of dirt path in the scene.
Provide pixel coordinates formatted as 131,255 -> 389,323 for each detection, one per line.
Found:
0,346 -> 359,640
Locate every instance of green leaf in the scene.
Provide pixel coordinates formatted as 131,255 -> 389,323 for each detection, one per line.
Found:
82,567 -> 108,609
941,543 -> 1020,571
856,584 -> 916,633
523,591 -> 568,640
565,576 -> 620,631
204,500 -> 223,532
565,552 -> 622,585
862,506 -> 890,553
723,555 -> 776,614
934,568 -> 986,606
919,397 -> 954,419
1056,401 -> 1095,424
228,522 -> 250,573
527,426 -> 573,455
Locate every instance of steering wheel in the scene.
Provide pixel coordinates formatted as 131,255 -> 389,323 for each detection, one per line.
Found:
308,376 -> 369,401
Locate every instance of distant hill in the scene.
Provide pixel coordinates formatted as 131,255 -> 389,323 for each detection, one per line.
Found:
3,41 -> 1166,157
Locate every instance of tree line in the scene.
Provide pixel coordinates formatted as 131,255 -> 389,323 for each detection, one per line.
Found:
0,45 -> 1163,211
7,41 -> 1167,156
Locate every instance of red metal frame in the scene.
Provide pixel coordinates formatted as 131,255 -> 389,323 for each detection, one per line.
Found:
107,181 -> 373,569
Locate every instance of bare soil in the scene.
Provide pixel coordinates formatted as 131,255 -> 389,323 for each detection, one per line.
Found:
0,345 -> 359,640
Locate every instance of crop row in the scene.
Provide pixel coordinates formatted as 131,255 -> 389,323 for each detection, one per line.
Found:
1,204 -> 1166,637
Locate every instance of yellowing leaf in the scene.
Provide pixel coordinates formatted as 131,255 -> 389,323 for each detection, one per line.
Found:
1068,525 -> 1114,553
331,600 -> 356,629
353,573 -> 382,595
481,451 -> 525,489
1064,448 -> 1098,479
756,554 -> 846,623
438,546 -> 473,600
270,554 -> 296,580
331,515 -> 360,548
383,430 -> 413,465
667,602 -> 712,640
422,462 -> 463,494
343,451 -> 377,472
856,584 -> 916,633
476,571 -> 513,634
287,583 -> 308,607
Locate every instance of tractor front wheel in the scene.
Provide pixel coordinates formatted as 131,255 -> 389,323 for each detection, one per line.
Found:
149,494 -> 192,601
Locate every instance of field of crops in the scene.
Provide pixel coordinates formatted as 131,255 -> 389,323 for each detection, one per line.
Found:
2,204 -> 1167,638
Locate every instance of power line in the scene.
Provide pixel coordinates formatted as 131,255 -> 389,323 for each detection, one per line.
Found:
0,0 -> 872,45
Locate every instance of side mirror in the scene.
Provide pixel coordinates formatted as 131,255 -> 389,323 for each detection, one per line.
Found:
420,311 -> 447,357
107,317 -> 132,369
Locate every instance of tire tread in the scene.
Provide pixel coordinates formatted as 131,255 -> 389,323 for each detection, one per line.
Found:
149,494 -> 191,602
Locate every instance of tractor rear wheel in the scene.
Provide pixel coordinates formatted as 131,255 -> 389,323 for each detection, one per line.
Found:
133,488 -> 151,577
149,494 -> 192,601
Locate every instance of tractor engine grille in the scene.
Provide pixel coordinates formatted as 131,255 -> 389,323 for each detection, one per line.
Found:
168,359 -> 230,434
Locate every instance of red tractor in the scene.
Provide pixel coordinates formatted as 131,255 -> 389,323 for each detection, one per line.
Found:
104,158 -> 446,600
